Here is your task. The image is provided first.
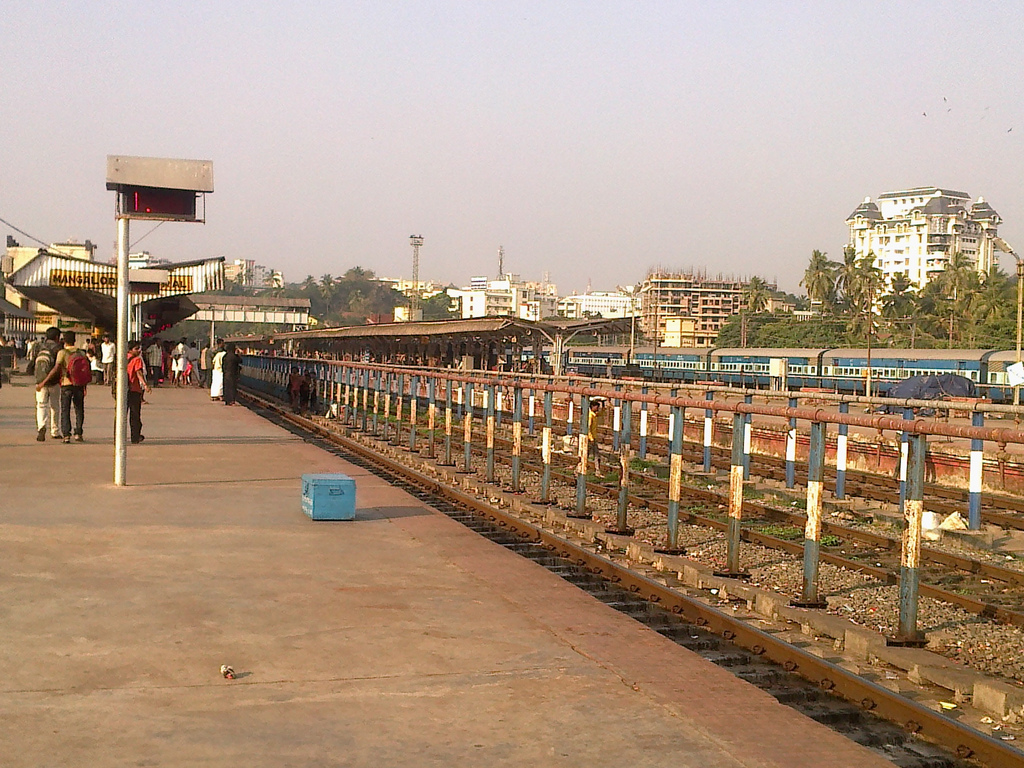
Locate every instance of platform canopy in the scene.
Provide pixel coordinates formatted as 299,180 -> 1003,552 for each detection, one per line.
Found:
8,250 -> 224,334
232,315 -> 631,374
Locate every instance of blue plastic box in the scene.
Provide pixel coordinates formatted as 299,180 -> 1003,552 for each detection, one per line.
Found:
301,473 -> 357,520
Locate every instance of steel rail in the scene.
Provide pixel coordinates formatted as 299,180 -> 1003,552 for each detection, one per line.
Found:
239,385 -> 1024,768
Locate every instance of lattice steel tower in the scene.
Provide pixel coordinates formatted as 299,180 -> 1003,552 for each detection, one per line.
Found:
409,235 -> 423,317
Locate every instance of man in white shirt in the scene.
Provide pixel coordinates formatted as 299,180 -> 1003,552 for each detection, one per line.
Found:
100,335 -> 116,386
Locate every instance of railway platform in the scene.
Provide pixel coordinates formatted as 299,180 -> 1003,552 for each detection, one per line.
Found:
0,377 -> 900,767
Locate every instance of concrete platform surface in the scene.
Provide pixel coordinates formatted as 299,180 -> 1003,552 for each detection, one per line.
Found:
0,378 -> 896,767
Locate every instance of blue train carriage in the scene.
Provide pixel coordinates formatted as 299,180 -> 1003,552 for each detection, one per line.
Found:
978,350 -> 1021,402
565,346 -> 710,381
709,348 -> 829,390
819,348 -> 994,396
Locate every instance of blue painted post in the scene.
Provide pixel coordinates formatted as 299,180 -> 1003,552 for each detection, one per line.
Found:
408,375 -> 419,452
361,370 -> 369,432
372,372 -> 381,435
793,421 -> 828,607
703,390 -> 714,473
343,367 -> 352,424
666,389 -> 678,469
742,393 -> 753,480
528,389 -> 536,436
571,393 -> 592,518
639,386 -> 649,460
895,432 -> 927,646
566,395 -> 575,437
836,403 -> 849,500
540,389 -> 553,503
496,386 -> 503,427
969,411 -> 984,530
719,412 -> 749,577
611,398 -> 634,535
426,376 -> 436,457
785,397 -> 797,489
612,385 -> 622,451
657,403 -> 685,553
485,384 -> 496,482
393,374 -> 404,446
382,372 -> 392,440
443,378 -> 454,465
899,407 -> 913,512
462,382 -> 474,472
512,385 -> 523,492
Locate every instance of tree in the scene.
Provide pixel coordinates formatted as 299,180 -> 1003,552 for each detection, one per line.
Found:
835,246 -> 860,312
800,249 -> 837,313
319,274 -> 337,318
743,276 -> 771,314
879,272 -> 917,345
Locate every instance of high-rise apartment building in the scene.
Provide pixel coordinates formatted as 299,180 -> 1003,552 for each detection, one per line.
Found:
638,271 -> 755,347
846,187 -> 1003,288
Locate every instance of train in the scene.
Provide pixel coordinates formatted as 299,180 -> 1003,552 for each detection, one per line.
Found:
563,346 -> 1023,401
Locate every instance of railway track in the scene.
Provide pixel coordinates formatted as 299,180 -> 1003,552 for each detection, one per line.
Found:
241,385 -> 1024,768
450,414 -> 1024,630
622,423 -> 1024,531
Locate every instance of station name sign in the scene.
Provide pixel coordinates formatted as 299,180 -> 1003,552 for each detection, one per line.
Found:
49,269 -> 192,293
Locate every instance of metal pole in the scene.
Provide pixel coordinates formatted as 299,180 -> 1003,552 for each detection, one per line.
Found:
113,216 -> 129,487
894,432 -> 927,646
718,411 -> 749,577
836,402 -> 849,500
610,398 -> 634,535
512,385 -> 523,492
612,385 -> 622,451
639,386 -> 649,460
657,403 -> 685,554
462,382 -> 474,473
485,384 -> 495,482
361,369 -> 369,432
571,393 -> 591,518
540,388 -> 553,503
408,375 -> 419,451
426,376 -> 436,457
794,421 -> 827,608
969,411 -> 984,530
443,378 -> 453,465
899,407 -> 912,512
373,371 -> 381,434
382,372 -> 392,440
703,390 -> 714,473
742,393 -> 752,480
785,397 -> 797,488
528,390 -> 536,436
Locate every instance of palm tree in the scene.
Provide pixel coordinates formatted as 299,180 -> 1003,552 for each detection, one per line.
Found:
739,276 -> 771,345
835,246 -> 860,313
319,274 -> 337,319
880,272 -> 917,345
744,276 -> 771,314
801,249 -> 837,313
939,252 -> 978,346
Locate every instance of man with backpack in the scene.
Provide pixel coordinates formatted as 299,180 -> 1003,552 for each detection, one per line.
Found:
37,331 -> 92,443
31,327 -> 63,442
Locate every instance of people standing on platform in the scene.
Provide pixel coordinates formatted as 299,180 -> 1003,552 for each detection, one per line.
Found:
210,339 -> 225,400
126,340 -> 150,444
100,335 -> 116,386
87,347 -> 103,384
198,342 -> 211,387
186,341 -> 200,385
145,341 -> 163,387
222,343 -> 241,406
37,331 -> 91,443
170,338 -> 187,386
31,327 -> 62,442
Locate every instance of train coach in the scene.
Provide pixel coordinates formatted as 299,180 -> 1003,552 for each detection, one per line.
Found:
564,346 -> 1018,400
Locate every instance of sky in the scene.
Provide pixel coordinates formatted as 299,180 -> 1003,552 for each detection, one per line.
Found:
2,1 -> 1024,295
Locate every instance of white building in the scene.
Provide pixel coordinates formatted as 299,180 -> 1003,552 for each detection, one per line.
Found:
447,275 -> 558,321
557,290 -> 636,319
846,187 -> 1003,288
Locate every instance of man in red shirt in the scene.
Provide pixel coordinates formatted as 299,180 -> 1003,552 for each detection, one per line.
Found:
126,340 -> 150,444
